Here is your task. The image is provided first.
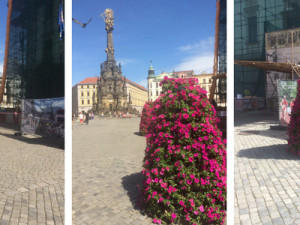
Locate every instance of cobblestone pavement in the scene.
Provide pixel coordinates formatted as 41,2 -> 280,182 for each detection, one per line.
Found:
234,111 -> 300,225
0,124 -> 64,225
72,118 -> 155,225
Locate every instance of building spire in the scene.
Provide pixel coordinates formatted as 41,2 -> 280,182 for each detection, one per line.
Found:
148,60 -> 155,78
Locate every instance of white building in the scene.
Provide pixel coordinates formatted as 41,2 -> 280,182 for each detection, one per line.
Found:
147,63 -> 214,101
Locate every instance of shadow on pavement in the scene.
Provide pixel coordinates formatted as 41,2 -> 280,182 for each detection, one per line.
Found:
236,129 -> 288,141
234,110 -> 278,127
134,132 -> 143,136
121,172 -> 146,214
0,133 -> 64,150
0,122 -> 20,132
237,144 -> 300,160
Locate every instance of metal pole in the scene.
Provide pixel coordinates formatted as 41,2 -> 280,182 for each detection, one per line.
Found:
291,30 -> 294,80
0,0 -> 13,104
209,0 -> 221,102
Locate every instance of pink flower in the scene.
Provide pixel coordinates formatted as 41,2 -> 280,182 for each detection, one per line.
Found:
190,174 -> 195,179
194,178 -> 199,183
187,180 -> 192,185
199,205 -> 204,212
179,201 -> 185,206
186,214 -> 190,221
189,157 -> 194,162
194,210 -> 199,215
171,213 -> 177,219
183,114 -> 189,119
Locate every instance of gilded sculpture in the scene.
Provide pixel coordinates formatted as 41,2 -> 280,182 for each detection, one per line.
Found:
104,9 -> 114,31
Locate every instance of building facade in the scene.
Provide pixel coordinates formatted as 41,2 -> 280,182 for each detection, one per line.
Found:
0,73 -> 13,109
234,0 -> 300,99
147,65 -> 214,102
265,28 -> 300,108
125,79 -> 148,113
192,73 -> 214,99
73,76 -> 148,114
3,0 -> 64,106
72,77 -> 98,114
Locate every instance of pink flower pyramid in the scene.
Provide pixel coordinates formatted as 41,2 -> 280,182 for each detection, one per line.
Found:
287,79 -> 300,155
140,77 -> 227,224
139,101 -> 154,136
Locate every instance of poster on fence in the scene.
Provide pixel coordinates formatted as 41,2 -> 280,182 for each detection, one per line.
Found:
277,80 -> 298,126
21,98 -> 64,138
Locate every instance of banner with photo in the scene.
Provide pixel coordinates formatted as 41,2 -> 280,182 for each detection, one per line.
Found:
21,98 -> 64,138
277,80 -> 298,126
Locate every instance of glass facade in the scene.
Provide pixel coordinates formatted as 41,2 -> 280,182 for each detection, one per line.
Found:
218,0 -> 227,74
234,0 -> 300,97
5,0 -> 64,106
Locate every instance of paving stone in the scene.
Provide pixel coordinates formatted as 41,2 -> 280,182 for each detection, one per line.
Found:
0,125 -> 64,224
73,118 -> 156,224
235,111 -> 300,225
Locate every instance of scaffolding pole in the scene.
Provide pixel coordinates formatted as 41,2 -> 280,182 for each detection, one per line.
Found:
0,0 -> 13,104
210,0 -> 221,102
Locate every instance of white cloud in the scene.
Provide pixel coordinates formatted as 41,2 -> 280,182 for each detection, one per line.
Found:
117,58 -> 136,66
175,53 -> 214,74
177,37 -> 214,53
0,62 -> 3,74
175,37 -> 215,74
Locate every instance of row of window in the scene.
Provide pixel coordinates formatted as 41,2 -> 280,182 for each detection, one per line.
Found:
81,91 -> 96,97
81,100 -> 92,105
148,79 -> 212,89
150,91 -> 160,96
80,85 -> 96,89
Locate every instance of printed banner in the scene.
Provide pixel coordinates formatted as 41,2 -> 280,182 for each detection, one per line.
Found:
21,98 -> 64,138
278,80 -> 298,126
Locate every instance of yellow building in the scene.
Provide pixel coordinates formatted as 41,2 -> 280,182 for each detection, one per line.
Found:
192,73 -> 214,98
73,77 -> 148,114
125,78 -> 148,113
0,74 -> 14,109
72,77 -> 98,114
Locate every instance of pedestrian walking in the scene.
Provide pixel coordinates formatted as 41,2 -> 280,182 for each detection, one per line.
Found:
72,114 -> 75,129
85,112 -> 89,125
127,111 -> 129,119
101,112 -> 104,119
79,112 -> 84,125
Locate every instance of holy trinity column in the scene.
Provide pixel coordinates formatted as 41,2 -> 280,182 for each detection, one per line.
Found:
96,9 -> 129,114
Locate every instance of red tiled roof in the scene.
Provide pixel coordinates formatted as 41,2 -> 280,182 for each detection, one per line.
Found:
78,76 -> 147,91
173,70 -> 194,73
173,70 -> 194,74
123,77 -> 148,92
78,77 -> 98,84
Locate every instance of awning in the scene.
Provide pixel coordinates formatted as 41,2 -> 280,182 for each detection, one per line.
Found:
234,60 -> 300,74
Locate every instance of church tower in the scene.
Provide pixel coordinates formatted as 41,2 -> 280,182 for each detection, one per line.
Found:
97,9 -> 129,113
147,60 -> 155,101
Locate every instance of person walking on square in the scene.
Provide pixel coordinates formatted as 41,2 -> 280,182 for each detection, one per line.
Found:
85,112 -> 89,125
79,111 -> 84,125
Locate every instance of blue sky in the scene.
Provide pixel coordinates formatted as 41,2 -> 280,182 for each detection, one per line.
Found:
0,0 -> 8,74
0,1 -> 217,87
73,0 -> 217,86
